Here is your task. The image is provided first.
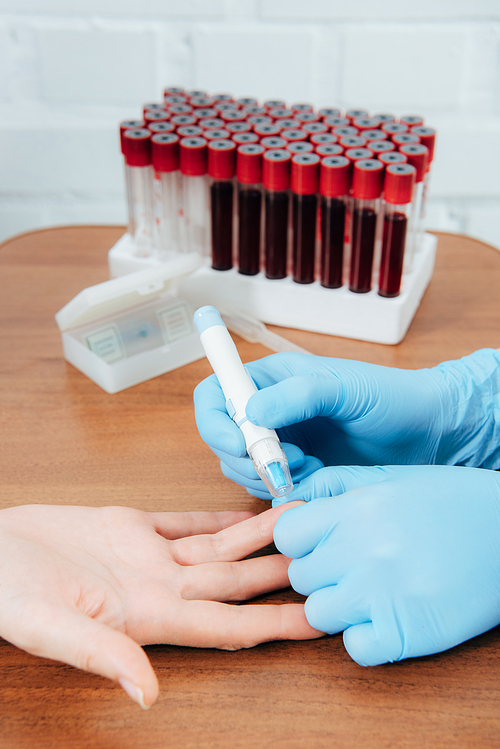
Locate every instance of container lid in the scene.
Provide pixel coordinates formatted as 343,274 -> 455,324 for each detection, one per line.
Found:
253,122 -> 281,136
261,136 -> 287,150
346,108 -> 369,121
315,143 -> 343,157
291,103 -> 313,112
144,110 -> 170,124
221,110 -> 247,123
291,152 -> 320,194
381,122 -> 408,136
333,126 -> 358,137
340,135 -> 367,148
232,132 -> 259,145
204,128 -> 231,141
268,107 -> 294,119
400,114 -> 424,127
367,140 -> 395,155
262,149 -> 291,191
237,143 -> 265,183
352,158 -> 385,199
226,121 -> 252,133
122,128 -> 151,167
280,128 -> 308,142
177,125 -> 203,138
303,122 -> 328,135
320,155 -> 350,197
310,133 -> 338,145
192,108 -> 218,119
324,116 -> 349,127
295,111 -> 321,123
377,150 -> 408,166
179,136 -> 207,175
55,256 -> 202,332
208,139 -> 237,179
151,133 -> 179,172
393,133 -> 420,147
119,120 -> 145,153
275,118 -> 300,130
318,107 -> 341,117
264,99 -> 287,108
384,163 -> 416,204
362,129 -> 387,142
411,126 -> 436,162
353,117 -> 380,131
198,118 -> 225,130
344,147 -> 373,164
148,121 -> 175,134
399,143 -> 429,182
287,141 -> 314,154
247,115 -> 273,127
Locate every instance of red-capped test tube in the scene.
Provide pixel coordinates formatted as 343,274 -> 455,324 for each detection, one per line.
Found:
349,159 -> 385,293
399,143 -> 429,265
291,153 -> 320,284
378,163 -> 416,297
237,144 -> 265,275
319,156 -> 350,288
122,128 -> 154,256
179,137 -> 209,255
119,120 -> 145,153
411,126 -> 436,219
263,149 -> 292,280
151,133 -> 180,257
208,139 -> 237,271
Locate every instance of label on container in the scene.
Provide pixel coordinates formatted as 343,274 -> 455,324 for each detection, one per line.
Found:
157,301 -> 194,343
85,324 -> 125,363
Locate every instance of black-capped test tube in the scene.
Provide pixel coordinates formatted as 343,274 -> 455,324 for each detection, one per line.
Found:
291,152 -> 320,284
208,139 -> 237,271
237,144 -> 265,275
263,149 -> 292,280
319,156 -> 351,288
378,163 -> 416,297
349,159 -> 385,293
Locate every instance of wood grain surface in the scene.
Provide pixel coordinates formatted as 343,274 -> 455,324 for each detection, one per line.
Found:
1,226 -> 500,748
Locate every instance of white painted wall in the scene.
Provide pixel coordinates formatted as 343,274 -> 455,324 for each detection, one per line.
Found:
1,1 -> 499,248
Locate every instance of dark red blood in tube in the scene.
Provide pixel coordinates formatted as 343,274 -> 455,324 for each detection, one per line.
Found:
378,213 -> 408,296
237,144 -> 265,275
291,153 -> 320,284
349,159 -> 384,293
263,149 -> 291,279
209,140 -> 236,271
319,155 -> 350,288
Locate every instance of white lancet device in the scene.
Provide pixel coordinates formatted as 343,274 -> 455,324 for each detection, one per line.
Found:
194,305 -> 293,499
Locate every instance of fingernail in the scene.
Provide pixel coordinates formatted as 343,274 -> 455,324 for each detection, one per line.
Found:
118,678 -> 150,710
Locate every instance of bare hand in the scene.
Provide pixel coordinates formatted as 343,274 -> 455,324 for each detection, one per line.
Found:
0,503 -> 320,708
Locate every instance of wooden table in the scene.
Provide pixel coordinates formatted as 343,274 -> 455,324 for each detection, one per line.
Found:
1,226 -> 500,748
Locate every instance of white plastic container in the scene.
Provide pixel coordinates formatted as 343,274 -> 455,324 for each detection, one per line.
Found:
55,255 -> 205,393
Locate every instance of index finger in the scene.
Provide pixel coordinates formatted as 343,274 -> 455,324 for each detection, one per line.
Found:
170,502 -> 305,566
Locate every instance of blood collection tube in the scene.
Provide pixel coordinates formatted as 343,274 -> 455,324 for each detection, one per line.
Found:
373,113 -> 396,125
167,104 -> 192,115
333,126 -> 358,138
319,155 -> 350,288
212,94 -> 234,104
291,103 -> 313,113
400,115 -> 424,128
302,122 -> 328,137
238,97 -> 258,107
151,133 -> 181,256
179,136 -> 209,255
221,110 -> 248,124
187,90 -> 208,98
171,114 -> 196,128
295,112 -> 321,124
143,103 -> 167,113
261,136 -> 287,150
280,129 -> 308,143
263,149 -> 291,279
247,115 -> 273,128
144,110 -> 171,126
367,140 -> 395,156
318,107 -> 342,118
346,108 -> 369,123
148,121 -> 175,135
208,139 -> 237,272
349,159 -> 384,293
264,99 -> 287,109
253,123 -> 281,137
191,97 -> 217,109
198,118 -> 225,130
353,117 -> 380,132
237,144 -> 265,275
324,116 -> 350,128
243,105 -> 267,115
268,107 -> 295,120
377,151 -> 408,167
164,87 -> 185,97
287,141 -> 314,155
340,136 -> 367,149
215,102 -> 240,115
232,132 -> 259,145
399,143 -> 429,264
291,153 -> 320,284
410,126 -> 436,219
310,133 -> 338,147
378,163 -> 416,297
192,108 -> 218,120
393,133 -> 420,148
177,125 -> 203,138
204,128 -> 231,141
315,144 -> 344,157
122,128 -> 154,255
225,121 -> 252,134
164,95 -> 186,106
381,122 -> 408,138
274,118 -> 300,130
362,129 -> 388,142
119,120 -> 145,153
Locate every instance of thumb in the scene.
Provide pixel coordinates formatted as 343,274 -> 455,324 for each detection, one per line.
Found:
285,465 -> 394,503
8,599 -> 159,708
343,621 -> 402,667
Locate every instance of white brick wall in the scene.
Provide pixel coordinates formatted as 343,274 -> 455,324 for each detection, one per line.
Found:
1,1 -> 499,250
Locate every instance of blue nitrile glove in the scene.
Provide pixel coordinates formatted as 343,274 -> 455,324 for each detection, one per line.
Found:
193,349 -> 500,499
274,464 -> 500,666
